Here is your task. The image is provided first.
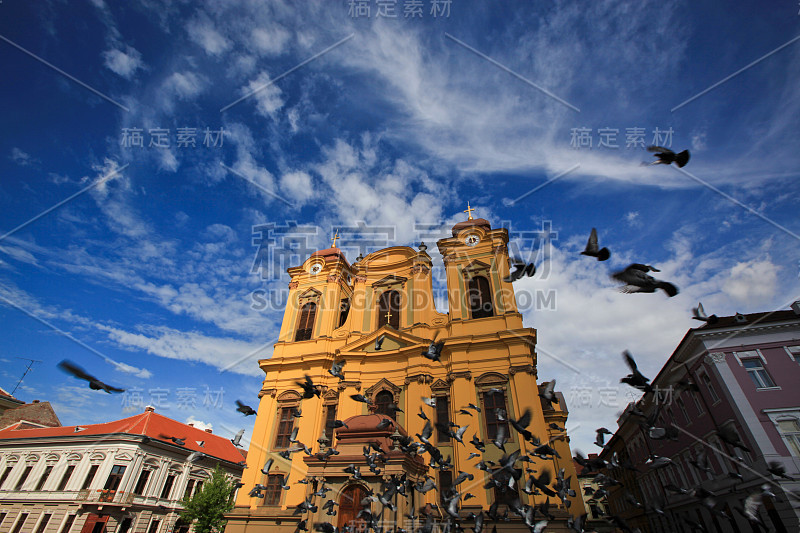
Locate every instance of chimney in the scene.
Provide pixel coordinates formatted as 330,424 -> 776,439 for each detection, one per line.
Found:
144,406 -> 155,412
792,301 -> 800,315
205,428 -> 213,434
32,400 -> 40,404
188,423 -> 194,427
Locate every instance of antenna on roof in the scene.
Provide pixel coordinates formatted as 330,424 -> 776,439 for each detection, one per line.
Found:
11,358 -> 42,395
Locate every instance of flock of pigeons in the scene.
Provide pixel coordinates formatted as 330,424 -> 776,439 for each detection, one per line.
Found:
237,369 -> 586,533
54,147 -> 794,532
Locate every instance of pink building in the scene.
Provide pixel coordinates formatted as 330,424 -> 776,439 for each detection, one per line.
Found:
600,302 -> 800,532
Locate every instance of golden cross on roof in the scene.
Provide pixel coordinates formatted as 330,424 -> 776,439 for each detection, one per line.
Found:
385,310 -> 392,323
463,202 -> 475,220
331,229 -> 339,248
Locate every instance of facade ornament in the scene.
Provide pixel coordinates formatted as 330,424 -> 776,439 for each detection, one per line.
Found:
338,381 -> 362,391
509,364 -> 535,376
288,281 -> 299,289
447,371 -> 472,382
706,352 -> 726,364
355,275 -> 367,284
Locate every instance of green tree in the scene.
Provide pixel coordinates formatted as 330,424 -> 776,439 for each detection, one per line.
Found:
179,465 -> 237,533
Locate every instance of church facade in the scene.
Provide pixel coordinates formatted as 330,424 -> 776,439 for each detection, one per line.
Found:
225,214 -> 581,532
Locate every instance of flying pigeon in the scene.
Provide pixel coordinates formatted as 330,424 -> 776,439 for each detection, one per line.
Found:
612,263 -> 678,297
580,228 -> 610,261
57,360 -> 125,393
646,146 -> 690,167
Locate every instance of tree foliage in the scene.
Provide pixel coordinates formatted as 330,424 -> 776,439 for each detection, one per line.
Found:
180,464 -> 237,533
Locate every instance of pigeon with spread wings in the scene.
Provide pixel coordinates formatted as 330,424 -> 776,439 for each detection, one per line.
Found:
580,228 -> 610,261
646,145 -> 690,167
612,263 -> 678,297
57,360 -> 125,393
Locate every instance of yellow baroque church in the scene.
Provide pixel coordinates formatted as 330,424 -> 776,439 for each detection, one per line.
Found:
225,211 -> 582,533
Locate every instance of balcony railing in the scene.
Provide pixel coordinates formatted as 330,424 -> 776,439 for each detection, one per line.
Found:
77,489 -> 134,505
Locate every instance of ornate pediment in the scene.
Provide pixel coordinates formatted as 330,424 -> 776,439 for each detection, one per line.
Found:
372,275 -> 408,290
337,327 -> 427,354
365,378 -> 402,398
298,288 -> 322,303
461,260 -> 492,278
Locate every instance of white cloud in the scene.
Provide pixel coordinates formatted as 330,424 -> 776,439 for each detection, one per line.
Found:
721,258 -> 780,305
98,324 -> 267,376
250,26 -> 290,56
10,147 -> 37,167
187,16 -> 232,56
279,171 -> 315,205
163,71 -> 206,101
102,46 -> 145,79
111,361 -> 153,379
186,416 -> 213,431
243,71 -> 285,118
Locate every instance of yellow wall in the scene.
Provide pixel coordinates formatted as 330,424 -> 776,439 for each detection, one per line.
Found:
227,220 -> 582,531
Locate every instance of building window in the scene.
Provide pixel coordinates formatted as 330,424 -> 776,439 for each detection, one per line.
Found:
60,514 -> 75,533
184,479 -> 195,500
133,469 -> 151,495
777,418 -> 800,457
338,298 -> 350,328
324,403 -> 338,443
483,390 -> 509,441
295,302 -> 317,341
275,407 -> 296,448
377,290 -> 401,329
35,514 -> 51,533
677,398 -> 690,425
57,465 -> 75,491
195,481 -> 203,494
438,470 -> 453,502
104,465 -> 127,491
160,474 -> 176,499
691,390 -> 705,415
82,464 -> 99,490
118,518 -> 133,533
0,513 -> 6,529
742,358 -> 776,389
435,396 -> 451,443
15,465 -> 33,490
700,372 -> 719,403
0,465 -> 13,488
786,346 -> 800,363
35,466 -> 53,491
264,474 -> 284,506
468,276 -> 494,319
147,520 -> 160,533
11,513 -> 28,533
374,391 -> 395,418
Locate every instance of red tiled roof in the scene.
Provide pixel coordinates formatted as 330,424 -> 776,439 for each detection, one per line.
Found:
0,401 -> 61,430
310,247 -> 349,265
0,387 -> 22,402
0,409 -> 245,465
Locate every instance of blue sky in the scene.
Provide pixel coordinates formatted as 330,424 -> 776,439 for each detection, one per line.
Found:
0,0 -> 798,452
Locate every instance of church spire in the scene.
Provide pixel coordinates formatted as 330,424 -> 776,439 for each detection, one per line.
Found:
463,202 -> 475,220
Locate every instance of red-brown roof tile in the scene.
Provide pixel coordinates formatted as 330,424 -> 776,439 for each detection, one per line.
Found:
0,409 -> 245,465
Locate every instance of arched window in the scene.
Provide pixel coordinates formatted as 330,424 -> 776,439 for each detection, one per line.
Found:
468,276 -> 494,319
374,391 -> 395,419
377,291 -> 400,329
338,485 -> 368,533
295,302 -> 317,341
338,298 -> 350,329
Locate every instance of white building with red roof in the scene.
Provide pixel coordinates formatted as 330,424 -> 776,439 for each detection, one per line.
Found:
0,406 -> 245,533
